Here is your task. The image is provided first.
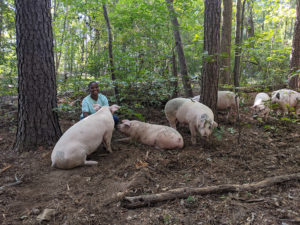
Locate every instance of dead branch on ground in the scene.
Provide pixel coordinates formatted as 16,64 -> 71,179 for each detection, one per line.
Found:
121,173 -> 300,209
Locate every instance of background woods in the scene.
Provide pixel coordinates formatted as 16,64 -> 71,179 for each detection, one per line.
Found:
0,1 -> 300,224
1,0 -> 299,101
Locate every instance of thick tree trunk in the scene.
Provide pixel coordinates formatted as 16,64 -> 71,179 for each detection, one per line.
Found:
233,0 -> 242,87
289,0 -> 300,89
14,0 -> 62,151
103,3 -> 119,102
122,173 -> 300,209
219,0 -> 232,84
165,0 -> 193,97
200,0 -> 221,116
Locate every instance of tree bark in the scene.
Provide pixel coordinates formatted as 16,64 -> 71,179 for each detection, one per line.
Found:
219,0 -> 232,84
14,0 -> 62,151
247,0 -> 254,38
289,0 -> 300,89
171,48 -> 178,98
103,3 -> 119,102
233,0 -> 242,87
122,173 -> 300,209
200,0 -> 221,117
165,0 -> 193,97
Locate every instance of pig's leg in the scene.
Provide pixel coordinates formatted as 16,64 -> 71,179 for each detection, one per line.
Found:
84,159 -> 98,166
103,131 -> 113,153
167,117 -> 177,129
189,123 -> 197,145
295,105 -> 300,118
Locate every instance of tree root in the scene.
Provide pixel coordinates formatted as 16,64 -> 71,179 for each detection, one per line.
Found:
121,173 -> 300,209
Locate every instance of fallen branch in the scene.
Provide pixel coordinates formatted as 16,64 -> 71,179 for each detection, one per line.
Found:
121,173 -> 300,209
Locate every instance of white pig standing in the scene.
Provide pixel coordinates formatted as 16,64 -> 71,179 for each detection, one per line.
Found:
271,89 -> 300,116
165,98 -> 218,145
251,92 -> 271,120
51,105 -> 120,170
192,91 -> 239,120
117,120 -> 184,149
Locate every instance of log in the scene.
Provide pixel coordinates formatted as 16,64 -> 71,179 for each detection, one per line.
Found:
219,84 -> 287,93
121,173 -> 300,209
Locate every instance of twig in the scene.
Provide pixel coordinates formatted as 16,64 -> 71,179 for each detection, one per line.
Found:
0,164 -> 12,174
0,174 -> 23,190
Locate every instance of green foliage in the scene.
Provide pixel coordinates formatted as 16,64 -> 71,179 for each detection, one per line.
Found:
213,126 -> 225,141
186,195 -> 196,203
118,104 -> 145,121
0,0 -> 298,106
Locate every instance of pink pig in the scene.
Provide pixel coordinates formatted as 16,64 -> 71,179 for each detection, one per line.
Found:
117,120 -> 184,149
165,98 -> 218,145
51,105 -> 120,169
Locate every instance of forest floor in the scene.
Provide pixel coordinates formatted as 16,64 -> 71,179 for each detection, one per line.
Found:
0,93 -> 300,225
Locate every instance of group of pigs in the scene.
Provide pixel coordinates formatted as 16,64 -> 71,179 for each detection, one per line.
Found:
252,89 -> 300,120
51,88 -> 299,170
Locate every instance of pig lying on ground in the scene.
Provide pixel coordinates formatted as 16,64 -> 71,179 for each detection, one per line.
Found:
51,105 -> 120,169
117,120 -> 184,149
165,98 -> 218,145
251,92 -> 271,120
192,91 -> 239,120
271,89 -> 300,116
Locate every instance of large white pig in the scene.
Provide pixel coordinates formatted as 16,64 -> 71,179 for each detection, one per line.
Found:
51,105 -> 120,169
117,120 -> 184,149
192,91 -> 239,120
271,89 -> 300,116
165,98 -> 218,145
251,92 -> 271,120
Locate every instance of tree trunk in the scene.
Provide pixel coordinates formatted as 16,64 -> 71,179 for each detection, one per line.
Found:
14,0 -> 62,151
247,0 -> 254,38
289,0 -> 300,88
103,3 -> 119,102
0,0 -> 3,47
55,5 -> 69,77
219,0 -> 232,84
165,0 -> 193,97
233,0 -> 242,87
240,0 -> 246,41
171,49 -> 178,98
200,0 -> 221,117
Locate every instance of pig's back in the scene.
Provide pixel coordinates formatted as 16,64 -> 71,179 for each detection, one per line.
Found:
165,98 -> 190,118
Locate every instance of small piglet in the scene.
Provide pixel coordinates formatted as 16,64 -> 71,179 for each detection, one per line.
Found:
117,120 -> 184,149
192,91 -> 239,120
251,92 -> 270,120
165,98 -> 217,145
51,105 -> 120,169
271,89 -> 300,116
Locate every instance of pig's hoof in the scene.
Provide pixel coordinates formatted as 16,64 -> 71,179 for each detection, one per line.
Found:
84,160 -> 98,166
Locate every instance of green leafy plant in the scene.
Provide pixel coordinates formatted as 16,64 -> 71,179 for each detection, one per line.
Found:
213,126 -> 225,141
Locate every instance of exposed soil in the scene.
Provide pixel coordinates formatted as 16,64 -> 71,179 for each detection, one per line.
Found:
0,96 -> 299,225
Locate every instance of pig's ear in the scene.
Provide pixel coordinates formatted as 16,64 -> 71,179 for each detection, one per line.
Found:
122,120 -> 131,127
110,104 -> 120,113
199,114 -> 208,127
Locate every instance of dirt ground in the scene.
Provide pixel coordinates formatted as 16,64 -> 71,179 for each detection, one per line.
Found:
0,95 -> 299,225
